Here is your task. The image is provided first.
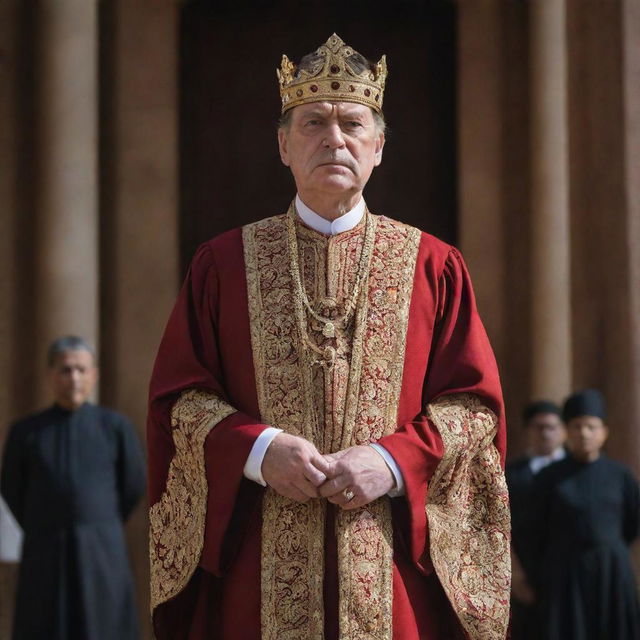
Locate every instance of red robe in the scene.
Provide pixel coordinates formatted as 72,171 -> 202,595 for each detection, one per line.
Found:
148,211 -> 510,640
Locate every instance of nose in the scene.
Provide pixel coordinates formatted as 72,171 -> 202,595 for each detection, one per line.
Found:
323,123 -> 345,149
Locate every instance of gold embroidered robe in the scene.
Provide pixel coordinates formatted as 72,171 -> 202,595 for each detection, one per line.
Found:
148,211 -> 511,640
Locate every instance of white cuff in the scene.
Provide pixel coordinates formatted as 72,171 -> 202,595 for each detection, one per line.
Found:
369,443 -> 406,497
243,427 -> 282,486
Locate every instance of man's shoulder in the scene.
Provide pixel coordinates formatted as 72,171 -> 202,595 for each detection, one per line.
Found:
91,404 -> 131,425
374,213 -> 456,265
196,214 -> 287,261
10,407 -> 57,430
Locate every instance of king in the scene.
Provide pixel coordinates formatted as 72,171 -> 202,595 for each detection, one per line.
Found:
148,34 -> 511,640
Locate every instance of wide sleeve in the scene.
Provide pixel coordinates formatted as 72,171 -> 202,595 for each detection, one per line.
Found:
114,415 -> 146,521
379,247 -> 510,640
0,423 -> 28,528
147,242 -> 269,616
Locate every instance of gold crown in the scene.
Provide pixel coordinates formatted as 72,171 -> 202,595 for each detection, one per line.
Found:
277,34 -> 388,114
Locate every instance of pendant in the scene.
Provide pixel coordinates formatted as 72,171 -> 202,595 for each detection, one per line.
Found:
322,322 -> 335,338
323,345 -> 336,367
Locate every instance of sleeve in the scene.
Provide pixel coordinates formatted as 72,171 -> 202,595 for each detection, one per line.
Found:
115,415 -> 146,521
378,247 -> 510,639
0,423 -> 28,528
379,247 -> 507,568
147,243 -> 270,616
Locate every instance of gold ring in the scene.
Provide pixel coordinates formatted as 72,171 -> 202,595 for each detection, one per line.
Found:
343,489 -> 355,502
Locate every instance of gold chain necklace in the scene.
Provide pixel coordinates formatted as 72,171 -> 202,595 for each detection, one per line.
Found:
286,203 -> 377,347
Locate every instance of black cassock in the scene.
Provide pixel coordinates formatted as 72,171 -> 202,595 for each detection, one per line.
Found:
529,455 -> 640,640
506,456 -> 538,640
1,403 -> 145,640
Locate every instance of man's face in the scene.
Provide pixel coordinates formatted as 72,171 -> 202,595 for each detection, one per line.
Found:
526,412 -> 566,456
278,101 -> 384,201
566,415 -> 608,462
49,349 -> 98,410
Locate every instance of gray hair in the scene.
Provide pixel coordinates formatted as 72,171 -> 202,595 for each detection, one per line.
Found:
277,107 -> 386,134
47,335 -> 96,367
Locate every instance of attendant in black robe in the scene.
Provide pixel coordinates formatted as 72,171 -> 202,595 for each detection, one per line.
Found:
530,389 -> 640,640
1,336 -> 145,640
506,400 -> 566,640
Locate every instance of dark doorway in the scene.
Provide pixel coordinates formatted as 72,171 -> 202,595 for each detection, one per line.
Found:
179,0 -> 457,272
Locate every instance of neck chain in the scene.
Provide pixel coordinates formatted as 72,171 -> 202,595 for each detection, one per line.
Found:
286,204 -> 376,354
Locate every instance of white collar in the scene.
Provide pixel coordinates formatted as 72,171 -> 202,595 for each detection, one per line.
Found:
295,194 -> 365,236
529,447 -> 566,475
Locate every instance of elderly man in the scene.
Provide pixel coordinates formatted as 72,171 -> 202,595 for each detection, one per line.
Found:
1,335 -> 145,640
148,34 -> 509,640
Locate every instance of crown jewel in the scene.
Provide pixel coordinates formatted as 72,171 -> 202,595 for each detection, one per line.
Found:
277,34 -> 387,113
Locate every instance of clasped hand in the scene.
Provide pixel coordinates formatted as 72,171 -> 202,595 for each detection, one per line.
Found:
261,433 -> 395,510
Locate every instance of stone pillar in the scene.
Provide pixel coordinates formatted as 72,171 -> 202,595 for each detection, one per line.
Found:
457,2 -> 506,366
100,2 -> 179,633
458,2 -> 535,456
566,0 -> 639,475
529,0 -> 571,402
621,0 -> 640,478
33,0 -> 99,403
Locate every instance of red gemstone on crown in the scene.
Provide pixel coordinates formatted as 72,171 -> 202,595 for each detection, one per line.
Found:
364,88 -> 371,97
330,65 -> 340,74
331,82 -> 340,90
310,85 -> 318,93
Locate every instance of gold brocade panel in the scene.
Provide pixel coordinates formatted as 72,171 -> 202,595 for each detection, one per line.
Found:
243,209 -> 421,639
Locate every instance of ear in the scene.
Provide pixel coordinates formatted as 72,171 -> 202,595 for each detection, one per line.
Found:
373,131 -> 385,167
277,128 -> 290,167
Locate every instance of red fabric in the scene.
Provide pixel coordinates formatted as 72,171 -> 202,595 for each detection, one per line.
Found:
147,223 -> 505,640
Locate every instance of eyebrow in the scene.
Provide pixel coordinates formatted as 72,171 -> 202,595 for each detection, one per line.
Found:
299,108 -> 367,121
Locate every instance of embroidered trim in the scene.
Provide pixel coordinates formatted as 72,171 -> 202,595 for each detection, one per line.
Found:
244,218 -> 326,639
337,218 -> 421,639
149,389 -> 234,613
244,214 -> 422,640
426,393 -> 511,640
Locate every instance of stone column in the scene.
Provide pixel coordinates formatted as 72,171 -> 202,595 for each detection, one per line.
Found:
101,2 -> 179,633
33,0 -> 99,402
529,0 -> 572,402
457,2 -> 506,366
621,0 -> 640,478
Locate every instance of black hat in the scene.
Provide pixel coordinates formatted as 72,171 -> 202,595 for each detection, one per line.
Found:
522,400 -> 562,426
562,389 -> 607,422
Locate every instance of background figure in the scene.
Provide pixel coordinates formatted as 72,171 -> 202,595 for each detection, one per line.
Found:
0,336 -> 145,640
530,389 -> 640,640
506,400 -> 566,639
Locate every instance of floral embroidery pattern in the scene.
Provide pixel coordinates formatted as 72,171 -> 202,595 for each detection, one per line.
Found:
149,389 -> 234,612
243,211 -> 421,639
426,393 -> 511,640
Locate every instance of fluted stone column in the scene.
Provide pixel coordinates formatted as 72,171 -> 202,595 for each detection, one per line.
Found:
33,0 -> 99,402
529,0 -> 571,402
